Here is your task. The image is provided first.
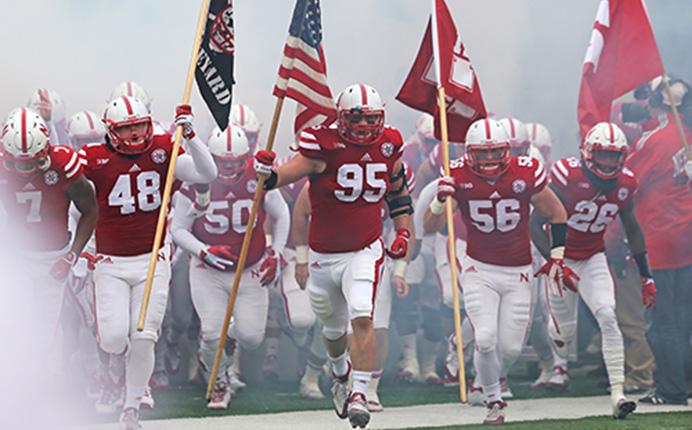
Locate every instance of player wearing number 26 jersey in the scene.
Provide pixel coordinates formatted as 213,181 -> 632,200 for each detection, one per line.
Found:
255,84 -> 413,428
78,96 -> 216,428
425,118 -> 569,425
530,122 -> 654,419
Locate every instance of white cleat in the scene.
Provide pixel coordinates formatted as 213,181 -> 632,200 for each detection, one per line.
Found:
396,356 -> 421,383
227,369 -> 246,391
547,365 -> 570,391
299,376 -> 325,400
119,407 -> 142,430
366,388 -> 383,413
140,386 -> 155,410
331,377 -> 350,419
500,378 -> 514,399
207,380 -> 234,410
483,400 -> 507,426
468,382 -> 485,407
347,392 -> 371,429
613,397 -> 637,419
531,366 -> 553,390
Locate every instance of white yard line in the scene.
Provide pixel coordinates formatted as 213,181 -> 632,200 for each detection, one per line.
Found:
83,396 -> 691,430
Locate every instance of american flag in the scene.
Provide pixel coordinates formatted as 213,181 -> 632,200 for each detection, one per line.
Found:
273,0 -> 336,134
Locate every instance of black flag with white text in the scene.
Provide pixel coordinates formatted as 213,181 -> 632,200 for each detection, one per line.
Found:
195,0 -> 235,130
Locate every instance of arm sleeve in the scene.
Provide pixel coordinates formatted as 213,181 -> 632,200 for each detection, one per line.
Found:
414,181 -> 438,240
263,189 -> 290,255
171,192 -> 207,257
174,135 -> 218,184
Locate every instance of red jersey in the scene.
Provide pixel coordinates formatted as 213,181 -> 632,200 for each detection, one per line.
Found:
297,125 -> 404,253
180,167 -> 267,267
428,142 -> 466,174
402,139 -> 432,175
626,113 -> 692,270
550,157 -> 637,260
451,156 -> 546,266
0,145 -> 82,251
79,135 -> 184,256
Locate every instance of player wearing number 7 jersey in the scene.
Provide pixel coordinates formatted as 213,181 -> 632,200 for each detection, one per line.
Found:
254,84 -> 413,429
424,118 -> 570,426
78,96 -> 216,430
529,122 -> 654,419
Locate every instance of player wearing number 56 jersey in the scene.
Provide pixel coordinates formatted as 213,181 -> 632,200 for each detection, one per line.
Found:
424,118 -> 570,426
78,96 -> 216,430
0,107 -> 97,351
530,122 -> 654,419
172,125 -> 289,410
254,84 -> 413,429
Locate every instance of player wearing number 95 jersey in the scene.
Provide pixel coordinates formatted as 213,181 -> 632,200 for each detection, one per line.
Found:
254,84 -> 413,429
530,122 -> 654,419
424,118 -> 570,426
172,125 -> 289,410
78,96 -> 216,429
0,107 -> 97,350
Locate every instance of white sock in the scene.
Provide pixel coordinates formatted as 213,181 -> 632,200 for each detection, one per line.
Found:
474,349 -> 502,403
328,351 -> 349,378
124,385 -> 146,410
352,370 -> 371,396
125,339 -> 155,406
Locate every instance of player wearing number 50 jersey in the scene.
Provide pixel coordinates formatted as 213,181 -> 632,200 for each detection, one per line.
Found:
78,96 -> 216,430
0,107 -> 97,350
424,118 -> 570,426
172,125 -> 289,410
530,122 -> 654,419
254,84 -> 413,429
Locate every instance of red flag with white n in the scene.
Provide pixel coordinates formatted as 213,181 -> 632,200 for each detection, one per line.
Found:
577,0 -> 664,138
396,0 -> 486,142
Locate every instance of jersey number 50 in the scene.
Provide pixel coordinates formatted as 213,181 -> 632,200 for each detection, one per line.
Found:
335,163 -> 387,203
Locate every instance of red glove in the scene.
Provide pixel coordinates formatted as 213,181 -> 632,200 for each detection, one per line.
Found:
80,252 -> 102,271
200,245 -> 237,271
535,257 -> 580,296
387,228 -> 411,259
254,150 -> 276,176
175,104 -> 195,139
50,251 -> 77,281
642,277 -> 656,308
259,247 -> 280,287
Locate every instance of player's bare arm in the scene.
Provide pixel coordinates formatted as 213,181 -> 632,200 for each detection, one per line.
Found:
66,175 -> 98,257
291,182 -> 311,290
255,152 -> 326,190
529,183 -> 565,259
619,204 -> 656,307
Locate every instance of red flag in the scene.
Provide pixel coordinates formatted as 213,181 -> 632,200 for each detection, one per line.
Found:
577,0 -> 664,138
396,0 -> 486,142
273,0 -> 336,134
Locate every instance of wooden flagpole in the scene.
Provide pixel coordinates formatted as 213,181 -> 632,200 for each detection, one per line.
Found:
137,0 -> 212,331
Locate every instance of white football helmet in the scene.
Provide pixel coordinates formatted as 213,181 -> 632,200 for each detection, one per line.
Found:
110,81 -> 152,111
102,96 -> 153,155
336,83 -> 384,145
465,118 -> 511,178
67,110 -> 106,149
1,108 -> 51,176
415,113 -> 435,140
207,125 -> 250,185
581,122 -> 628,179
498,117 -> 530,156
526,122 -> 552,162
230,104 -> 261,150
27,88 -> 66,123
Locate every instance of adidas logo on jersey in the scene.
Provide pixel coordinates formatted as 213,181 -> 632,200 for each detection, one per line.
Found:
129,164 -> 142,173
225,191 -> 236,199
597,195 -> 607,201
489,191 -> 502,199
465,266 -> 478,273
97,158 -> 110,166
23,182 -> 36,191
361,153 -> 373,162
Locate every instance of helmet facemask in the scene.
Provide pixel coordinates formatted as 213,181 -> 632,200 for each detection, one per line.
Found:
467,143 -> 510,178
4,145 -> 51,177
337,107 -> 384,145
214,154 -> 249,185
107,118 -> 153,155
583,146 -> 627,179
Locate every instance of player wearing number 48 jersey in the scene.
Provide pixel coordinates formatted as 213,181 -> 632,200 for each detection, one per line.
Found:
424,118 -> 570,426
530,122 -> 654,420
78,96 -> 216,430
254,84 -> 413,429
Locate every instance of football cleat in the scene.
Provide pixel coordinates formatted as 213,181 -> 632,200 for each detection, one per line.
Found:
483,400 -> 507,426
531,366 -> 553,390
299,374 -> 325,400
119,407 -> 142,430
396,354 -> 421,383
347,392 -> 371,429
227,368 -> 246,391
500,378 -> 514,399
547,365 -> 570,390
468,380 -> 485,407
149,371 -> 170,390
207,380 -> 234,410
613,397 -> 637,419
366,384 -> 383,413
140,387 -> 155,410
330,365 -> 351,419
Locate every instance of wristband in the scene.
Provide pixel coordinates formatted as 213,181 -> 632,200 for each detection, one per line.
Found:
295,245 -> 309,265
265,234 -> 273,246
263,170 -> 278,190
393,259 -> 408,278
550,246 -> 565,260
429,198 -> 445,215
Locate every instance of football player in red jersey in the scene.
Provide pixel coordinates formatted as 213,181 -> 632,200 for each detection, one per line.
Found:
530,122 -> 654,419
172,125 -> 289,410
424,118 -> 571,425
254,84 -> 413,429
78,96 -> 216,430
0,107 -> 97,348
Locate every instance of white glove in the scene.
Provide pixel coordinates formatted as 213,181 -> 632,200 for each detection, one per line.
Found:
175,104 -> 195,140
685,160 -> 692,181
